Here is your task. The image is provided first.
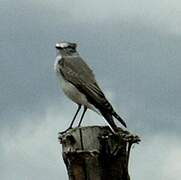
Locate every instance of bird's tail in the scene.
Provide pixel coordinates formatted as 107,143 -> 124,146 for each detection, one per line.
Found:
112,111 -> 127,128
101,112 -> 119,132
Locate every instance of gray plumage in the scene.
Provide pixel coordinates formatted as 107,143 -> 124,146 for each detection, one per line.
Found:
54,41 -> 127,132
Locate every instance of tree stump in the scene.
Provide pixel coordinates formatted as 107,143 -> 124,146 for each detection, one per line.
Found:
59,126 -> 140,180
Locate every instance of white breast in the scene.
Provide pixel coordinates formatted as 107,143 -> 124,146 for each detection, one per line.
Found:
57,72 -> 95,109
54,55 -> 62,72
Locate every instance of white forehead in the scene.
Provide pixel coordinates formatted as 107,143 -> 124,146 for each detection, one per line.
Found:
56,42 -> 69,48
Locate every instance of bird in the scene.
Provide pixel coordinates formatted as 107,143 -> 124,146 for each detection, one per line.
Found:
54,41 -> 127,133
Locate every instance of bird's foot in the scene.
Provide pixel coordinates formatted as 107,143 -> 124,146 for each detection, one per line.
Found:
118,130 -> 140,143
58,127 -> 72,135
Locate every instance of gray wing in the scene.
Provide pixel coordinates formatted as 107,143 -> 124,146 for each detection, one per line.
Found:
59,56 -> 114,112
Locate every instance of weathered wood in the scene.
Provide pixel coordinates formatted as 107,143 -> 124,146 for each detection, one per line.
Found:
59,126 -> 140,180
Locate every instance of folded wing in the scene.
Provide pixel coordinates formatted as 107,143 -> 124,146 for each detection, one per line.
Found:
59,56 -> 127,128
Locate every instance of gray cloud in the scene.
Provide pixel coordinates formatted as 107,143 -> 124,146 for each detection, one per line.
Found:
130,133 -> 181,180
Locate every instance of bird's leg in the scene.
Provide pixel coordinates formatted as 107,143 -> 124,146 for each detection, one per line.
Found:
69,104 -> 81,129
78,106 -> 87,127
59,105 -> 81,134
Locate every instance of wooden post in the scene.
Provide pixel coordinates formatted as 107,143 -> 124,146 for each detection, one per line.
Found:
59,126 -> 140,180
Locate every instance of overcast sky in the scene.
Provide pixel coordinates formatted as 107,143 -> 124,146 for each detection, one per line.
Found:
0,0 -> 181,180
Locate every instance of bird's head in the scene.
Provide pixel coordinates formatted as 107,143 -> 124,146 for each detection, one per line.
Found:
55,41 -> 77,56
